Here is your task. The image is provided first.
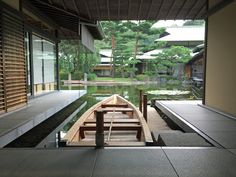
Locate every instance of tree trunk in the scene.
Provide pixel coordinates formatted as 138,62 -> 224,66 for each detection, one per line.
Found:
111,35 -> 116,78
132,21 -> 140,78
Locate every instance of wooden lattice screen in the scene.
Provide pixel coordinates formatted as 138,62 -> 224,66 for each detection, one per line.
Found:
0,8 -> 5,114
0,7 -> 27,113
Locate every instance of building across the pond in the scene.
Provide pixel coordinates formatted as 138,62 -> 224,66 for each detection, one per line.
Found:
93,49 -> 113,77
136,26 -> 205,76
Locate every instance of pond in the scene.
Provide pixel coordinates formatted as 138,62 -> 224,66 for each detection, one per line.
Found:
61,83 -> 201,131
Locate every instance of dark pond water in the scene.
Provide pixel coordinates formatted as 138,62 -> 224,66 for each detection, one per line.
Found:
61,83 -> 201,131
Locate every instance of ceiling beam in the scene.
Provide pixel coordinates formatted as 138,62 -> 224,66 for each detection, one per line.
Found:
174,0 -> 188,19
61,0 -> 67,10
166,0 -> 176,20
35,0 -> 91,22
137,0 -> 143,19
185,0 -> 198,20
72,0 -> 80,16
193,1 -> 206,19
107,0 -> 110,20
118,0 -> 120,19
82,0 -> 92,19
95,0 -> 101,20
201,0 -> 234,19
128,0 -> 131,19
147,0 -> 154,19
155,0 -> 164,19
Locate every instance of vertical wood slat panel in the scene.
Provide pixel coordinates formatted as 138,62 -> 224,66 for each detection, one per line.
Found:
0,7 -> 6,113
1,8 -> 27,112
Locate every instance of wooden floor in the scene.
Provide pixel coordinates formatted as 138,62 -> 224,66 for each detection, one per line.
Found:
147,106 -> 171,132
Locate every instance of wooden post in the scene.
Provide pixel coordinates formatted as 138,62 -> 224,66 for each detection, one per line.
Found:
139,90 -> 143,112
96,110 -> 104,148
143,94 -> 147,122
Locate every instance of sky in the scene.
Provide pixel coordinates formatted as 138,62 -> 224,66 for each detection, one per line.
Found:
152,20 -> 186,28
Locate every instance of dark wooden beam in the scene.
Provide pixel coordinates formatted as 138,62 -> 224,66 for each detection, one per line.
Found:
82,0 -> 92,20
48,0 -> 53,5
107,0 -> 110,20
35,0 -> 77,17
201,0 -> 234,19
128,0 -> 131,19
193,1 -> 206,19
137,0 -> 143,19
155,0 -> 164,19
95,0 -> 101,20
61,0 -> 67,10
55,29 -> 60,91
174,0 -> 188,19
23,0 -> 59,29
202,0 -> 208,105
35,0 -> 91,22
118,0 -> 120,19
166,0 -> 176,20
72,0 -> 80,16
185,0 -> 198,20
147,0 -> 154,19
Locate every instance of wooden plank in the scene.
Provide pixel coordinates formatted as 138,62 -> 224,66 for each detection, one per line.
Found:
116,95 -> 153,144
85,118 -> 140,124
101,103 -> 128,108
67,141 -> 145,147
64,95 -> 116,142
80,124 -> 142,131
100,107 -> 134,114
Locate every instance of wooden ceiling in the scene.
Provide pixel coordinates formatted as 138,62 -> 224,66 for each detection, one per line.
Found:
29,0 -> 209,22
24,0 -> 231,39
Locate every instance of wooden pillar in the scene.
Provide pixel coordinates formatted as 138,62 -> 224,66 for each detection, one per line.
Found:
139,90 -> 143,112
143,94 -> 147,122
96,110 -> 104,148
55,30 -> 60,91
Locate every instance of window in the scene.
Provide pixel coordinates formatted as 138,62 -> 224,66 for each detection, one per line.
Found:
32,35 -> 57,95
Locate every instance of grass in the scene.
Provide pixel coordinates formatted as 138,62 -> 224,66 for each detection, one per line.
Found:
94,77 -> 135,82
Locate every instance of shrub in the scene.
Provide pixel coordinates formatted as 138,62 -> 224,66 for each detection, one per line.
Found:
60,71 -> 68,80
71,71 -> 83,80
87,73 -> 97,81
136,74 -> 149,81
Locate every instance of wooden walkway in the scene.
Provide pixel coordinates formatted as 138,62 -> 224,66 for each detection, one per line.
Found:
147,106 -> 171,132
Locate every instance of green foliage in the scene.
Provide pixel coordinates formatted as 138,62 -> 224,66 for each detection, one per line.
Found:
60,71 -> 68,80
71,71 -> 84,80
183,20 -> 205,26
59,40 -> 99,76
87,73 -> 97,81
97,21 -> 164,78
146,46 -> 191,76
136,74 -> 149,81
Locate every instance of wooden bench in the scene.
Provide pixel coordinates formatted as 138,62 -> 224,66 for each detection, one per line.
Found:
84,118 -> 140,124
99,107 -> 134,117
101,104 -> 128,108
79,124 -> 142,140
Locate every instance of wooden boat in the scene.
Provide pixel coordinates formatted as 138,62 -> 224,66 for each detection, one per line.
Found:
64,94 -> 153,146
